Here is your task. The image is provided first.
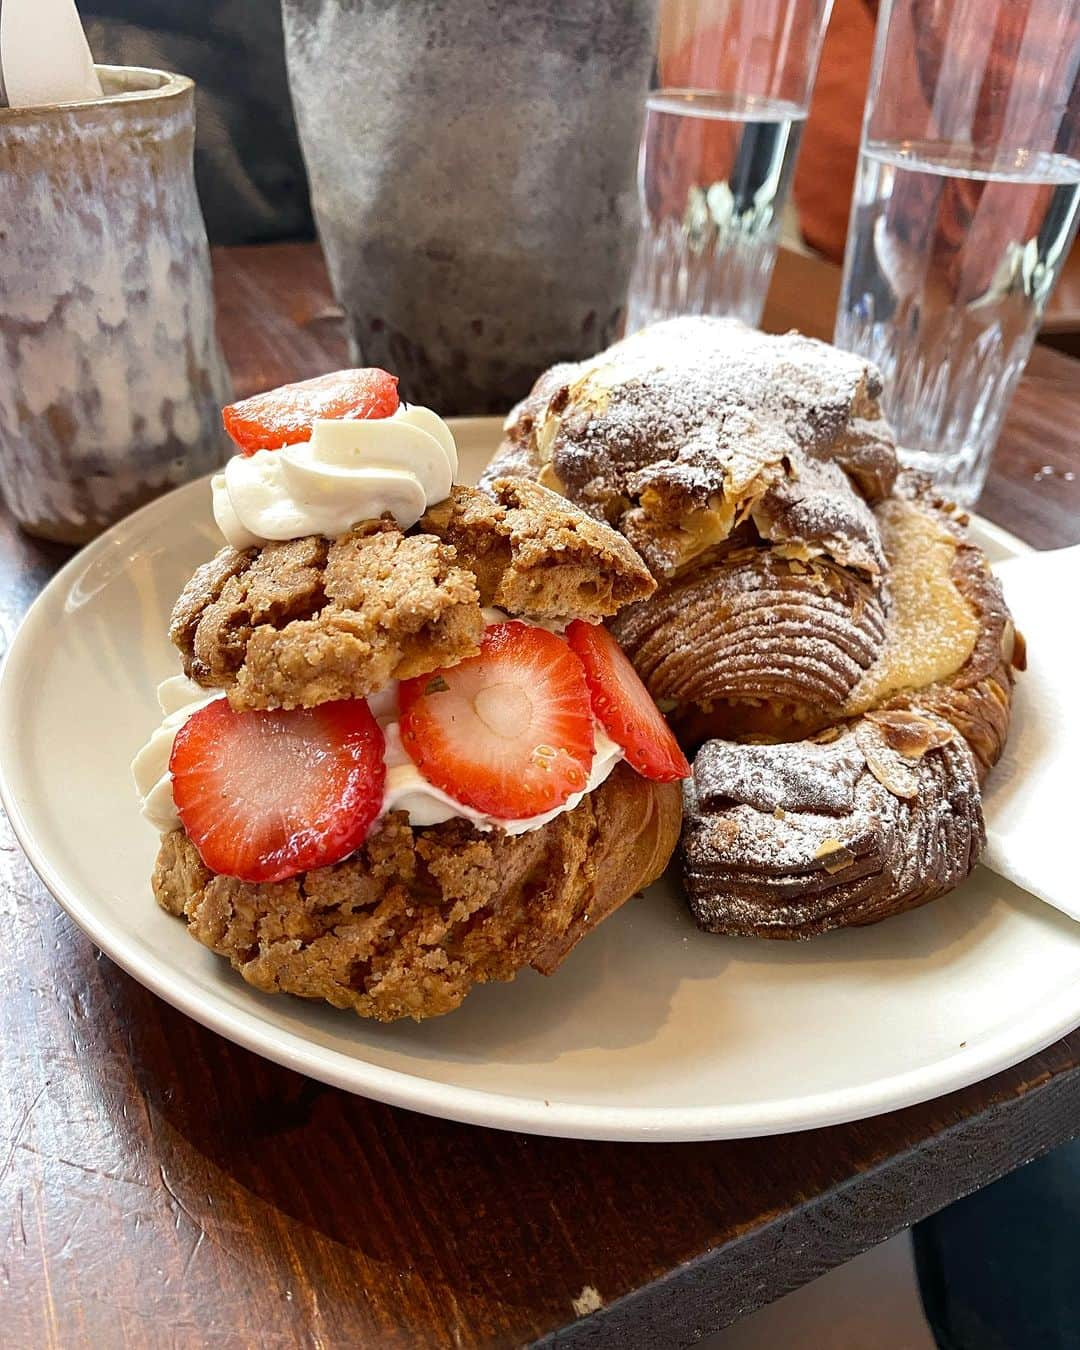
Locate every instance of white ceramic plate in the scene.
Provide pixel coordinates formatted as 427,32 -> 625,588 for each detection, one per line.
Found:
3,419 -> 1078,1142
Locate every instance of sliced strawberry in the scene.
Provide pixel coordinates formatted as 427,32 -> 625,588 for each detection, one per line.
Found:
170,698 -> 386,882
222,368 -> 400,454
398,622 -> 595,820
566,620 -> 690,783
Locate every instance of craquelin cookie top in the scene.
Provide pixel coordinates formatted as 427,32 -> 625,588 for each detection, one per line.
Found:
170,479 -> 655,711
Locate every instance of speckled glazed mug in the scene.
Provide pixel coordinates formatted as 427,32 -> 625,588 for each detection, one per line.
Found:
282,0 -> 658,415
0,67 -> 231,543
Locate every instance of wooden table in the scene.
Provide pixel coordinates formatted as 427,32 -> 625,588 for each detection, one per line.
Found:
3,242 -> 1079,1350
1038,245 -> 1080,346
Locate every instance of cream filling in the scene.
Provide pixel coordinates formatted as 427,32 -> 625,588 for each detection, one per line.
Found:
844,498 -> 980,714
131,676 -> 226,832
133,648 -> 621,841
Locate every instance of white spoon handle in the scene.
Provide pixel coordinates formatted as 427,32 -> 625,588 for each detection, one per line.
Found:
0,0 -> 102,109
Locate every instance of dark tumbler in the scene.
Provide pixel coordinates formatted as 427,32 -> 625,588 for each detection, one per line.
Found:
281,0 -> 658,414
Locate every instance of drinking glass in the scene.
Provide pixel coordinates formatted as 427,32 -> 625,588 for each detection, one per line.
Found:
835,0 -> 1080,506
281,0 -> 657,416
626,0 -> 834,332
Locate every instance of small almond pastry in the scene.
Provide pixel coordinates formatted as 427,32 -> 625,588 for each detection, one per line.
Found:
483,318 -> 1023,937
134,370 -> 686,1020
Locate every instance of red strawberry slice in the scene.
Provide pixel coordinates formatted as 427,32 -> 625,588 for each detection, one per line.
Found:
398,622 -> 595,820
170,697 -> 386,883
566,620 -> 690,783
222,368 -> 400,454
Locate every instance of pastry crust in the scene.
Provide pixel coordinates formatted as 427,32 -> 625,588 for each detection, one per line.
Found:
653,485 -> 1018,936
170,481 -> 654,711
681,712 -> 984,938
612,481 -> 1018,757
677,485 -> 1019,937
154,763 -> 682,1021
486,319 -> 1022,938
611,535 -> 888,747
419,477 -> 656,619
485,317 -> 898,576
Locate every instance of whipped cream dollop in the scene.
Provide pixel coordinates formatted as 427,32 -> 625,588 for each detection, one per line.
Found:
131,676 -> 225,832
212,403 -> 458,549
133,647 -> 623,843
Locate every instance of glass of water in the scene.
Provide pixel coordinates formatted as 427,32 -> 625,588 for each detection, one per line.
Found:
626,0 -> 834,333
835,0 -> 1080,506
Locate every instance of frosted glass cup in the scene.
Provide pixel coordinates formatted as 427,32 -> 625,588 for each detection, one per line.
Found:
626,0 -> 834,332
835,0 -> 1080,506
282,0 -> 657,415
0,67 -> 231,543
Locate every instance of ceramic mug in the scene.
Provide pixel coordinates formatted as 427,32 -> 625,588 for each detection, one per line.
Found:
0,66 -> 231,543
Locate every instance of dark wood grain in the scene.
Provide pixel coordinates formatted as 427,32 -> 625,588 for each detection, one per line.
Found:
2,241 -> 1080,1350
1039,244 -> 1080,336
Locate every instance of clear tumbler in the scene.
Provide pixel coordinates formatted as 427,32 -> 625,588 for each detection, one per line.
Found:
835,0 -> 1080,505
626,0 -> 834,332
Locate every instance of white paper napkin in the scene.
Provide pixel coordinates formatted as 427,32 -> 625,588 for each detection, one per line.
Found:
981,545 -> 1080,921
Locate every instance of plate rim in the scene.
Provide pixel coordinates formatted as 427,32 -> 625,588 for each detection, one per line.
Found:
2,431 -> 1074,1143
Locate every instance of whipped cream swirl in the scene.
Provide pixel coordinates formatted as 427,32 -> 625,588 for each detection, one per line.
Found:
212,403 -> 458,549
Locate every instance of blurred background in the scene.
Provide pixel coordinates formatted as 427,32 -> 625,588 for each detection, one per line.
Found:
82,0 -> 314,244
78,0 -> 1079,352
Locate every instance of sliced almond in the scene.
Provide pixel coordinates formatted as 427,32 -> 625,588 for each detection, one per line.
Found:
865,708 -> 954,759
814,838 -> 855,873
855,720 -> 919,798
536,411 -> 562,460
537,460 -> 565,494
823,849 -> 856,874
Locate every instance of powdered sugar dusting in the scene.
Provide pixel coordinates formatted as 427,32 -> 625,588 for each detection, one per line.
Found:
694,735 -> 864,816
489,317 -> 898,576
683,722 -> 984,934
